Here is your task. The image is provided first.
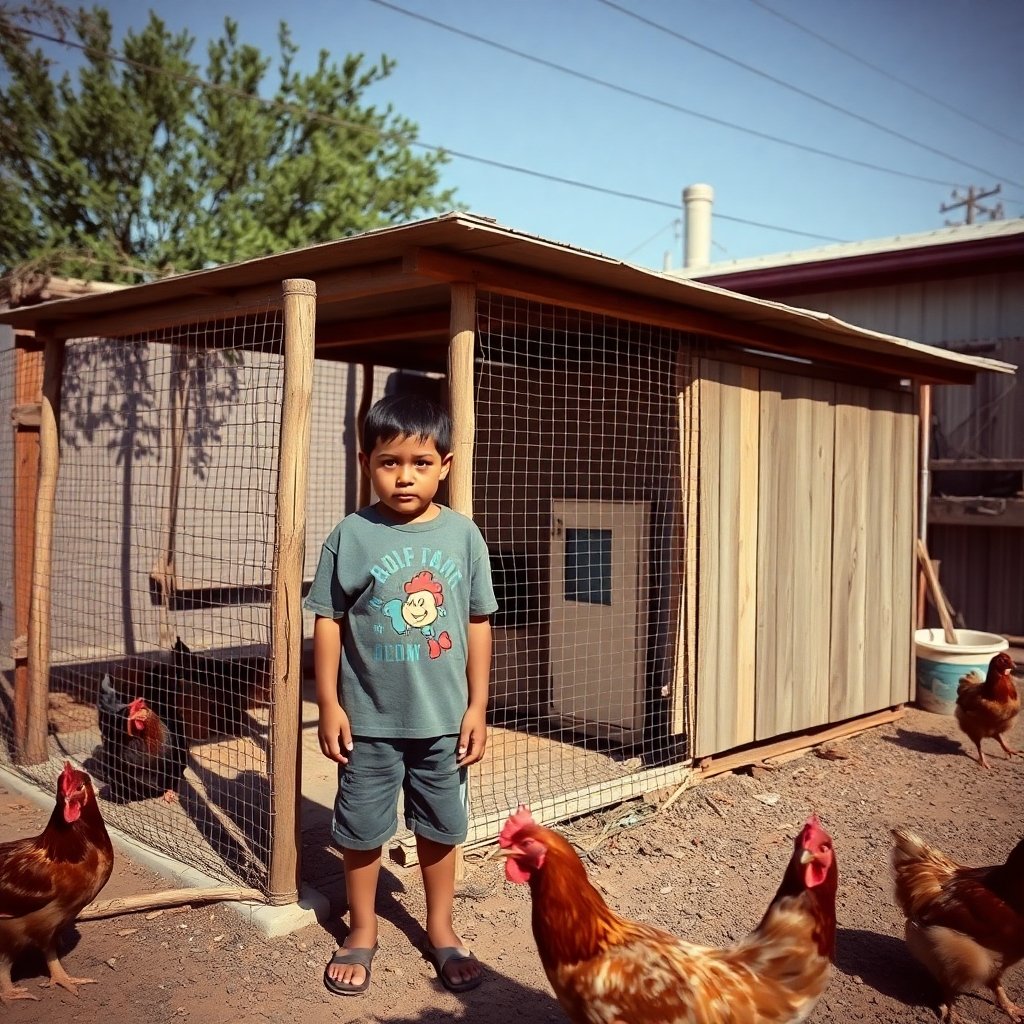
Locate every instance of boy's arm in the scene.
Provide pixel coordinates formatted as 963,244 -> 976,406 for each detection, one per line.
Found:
313,614 -> 353,764
458,614 -> 492,766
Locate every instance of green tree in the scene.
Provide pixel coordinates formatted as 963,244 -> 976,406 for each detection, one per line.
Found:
0,4 -> 458,281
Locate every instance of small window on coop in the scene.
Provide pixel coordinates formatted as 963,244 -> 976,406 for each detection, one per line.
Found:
564,528 -> 613,606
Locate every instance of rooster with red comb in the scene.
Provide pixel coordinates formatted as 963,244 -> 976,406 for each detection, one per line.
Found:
499,805 -> 837,1024
0,762 -> 113,1001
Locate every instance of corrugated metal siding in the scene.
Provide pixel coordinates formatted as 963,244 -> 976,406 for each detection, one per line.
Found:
928,526 -> 1024,637
778,272 -> 1024,458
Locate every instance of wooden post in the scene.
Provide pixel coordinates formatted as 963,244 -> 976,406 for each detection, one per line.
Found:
11,337 -> 43,762
447,283 -> 476,883
25,330 -> 65,765
916,383 -> 932,630
356,362 -> 374,509
268,279 -> 317,905
448,284 -> 476,518
672,348 -> 699,739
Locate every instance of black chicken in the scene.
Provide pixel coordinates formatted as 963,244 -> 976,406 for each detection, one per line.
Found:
97,674 -> 186,803
172,636 -> 267,738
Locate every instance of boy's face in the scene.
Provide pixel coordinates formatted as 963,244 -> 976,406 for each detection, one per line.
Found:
360,432 -> 452,523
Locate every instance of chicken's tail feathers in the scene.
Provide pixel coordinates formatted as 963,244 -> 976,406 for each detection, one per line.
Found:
957,670 -> 983,693
890,826 -> 931,864
890,827 -> 957,918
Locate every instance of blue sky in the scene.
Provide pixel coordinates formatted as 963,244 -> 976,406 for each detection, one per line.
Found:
47,0 -> 1024,268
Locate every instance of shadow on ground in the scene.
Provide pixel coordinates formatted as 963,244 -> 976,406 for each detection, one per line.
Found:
881,727 -> 964,758
835,927 -> 935,1011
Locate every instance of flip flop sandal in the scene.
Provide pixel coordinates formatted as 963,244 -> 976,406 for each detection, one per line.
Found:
424,945 -> 483,993
323,943 -> 378,996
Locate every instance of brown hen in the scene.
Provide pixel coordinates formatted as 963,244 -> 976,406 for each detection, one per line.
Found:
499,806 -> 837,1024
0,762 -> 114,1002
955,651 -> 1020,769
891,826 -> 1024,1023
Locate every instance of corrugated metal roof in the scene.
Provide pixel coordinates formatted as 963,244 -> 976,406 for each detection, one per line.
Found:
673,217 -> 1024,280
0,211 -> 1014,380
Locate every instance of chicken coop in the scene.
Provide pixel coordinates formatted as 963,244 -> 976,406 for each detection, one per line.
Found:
0,212 -> 1011,907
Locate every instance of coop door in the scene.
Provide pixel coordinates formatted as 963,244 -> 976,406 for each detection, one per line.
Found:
549,500 -> 649,735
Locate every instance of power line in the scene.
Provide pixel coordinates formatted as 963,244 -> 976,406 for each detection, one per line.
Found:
747,0 -> 1024,148
366,0 -> 965,190
623,218 -> 679,259
17,26 -> 846,245
594,0 -> 1024,191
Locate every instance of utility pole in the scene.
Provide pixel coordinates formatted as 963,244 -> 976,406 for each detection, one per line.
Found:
940,184 -> 1003,225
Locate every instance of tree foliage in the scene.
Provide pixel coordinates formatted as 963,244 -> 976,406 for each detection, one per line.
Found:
1,4 -> 458,281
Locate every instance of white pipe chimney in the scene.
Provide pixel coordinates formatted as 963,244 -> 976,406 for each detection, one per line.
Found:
682,183 -> 714,270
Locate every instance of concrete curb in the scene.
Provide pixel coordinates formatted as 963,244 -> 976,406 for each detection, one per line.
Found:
0,763 -> 330,939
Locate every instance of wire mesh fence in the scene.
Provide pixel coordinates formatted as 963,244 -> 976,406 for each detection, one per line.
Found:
462,292 -> 698,843
1,310 -> 286,891
1,285 -> 700,885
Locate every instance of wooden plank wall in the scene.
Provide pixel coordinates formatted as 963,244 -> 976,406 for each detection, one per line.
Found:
696,361 -> 759,752
829,387 -> 916,720
694,360 -> 916,758
755,372 -> 834,740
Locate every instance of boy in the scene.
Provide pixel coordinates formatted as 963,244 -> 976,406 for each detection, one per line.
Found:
304,393 -> 497,996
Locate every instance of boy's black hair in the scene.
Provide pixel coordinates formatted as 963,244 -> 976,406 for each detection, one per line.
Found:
361,393 -> 452,456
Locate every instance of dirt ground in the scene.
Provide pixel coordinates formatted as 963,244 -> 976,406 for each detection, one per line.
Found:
2,702 -> 1021,1024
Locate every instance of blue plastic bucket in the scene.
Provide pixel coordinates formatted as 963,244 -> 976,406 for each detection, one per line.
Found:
914,628 -> 1009,715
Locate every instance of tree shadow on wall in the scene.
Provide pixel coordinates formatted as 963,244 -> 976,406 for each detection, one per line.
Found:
59,338 -> 244,654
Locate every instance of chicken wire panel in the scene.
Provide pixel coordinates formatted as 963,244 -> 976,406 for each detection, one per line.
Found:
471,293 -> 697,833
0,311 -> 285,891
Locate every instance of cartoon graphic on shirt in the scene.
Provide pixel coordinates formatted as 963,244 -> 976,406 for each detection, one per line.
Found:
379,569 -> 452,659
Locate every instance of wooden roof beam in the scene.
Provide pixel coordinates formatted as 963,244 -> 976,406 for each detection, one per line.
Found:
315,309 -> 450,350
405,247 -> 979,385
40,260 -> 421,341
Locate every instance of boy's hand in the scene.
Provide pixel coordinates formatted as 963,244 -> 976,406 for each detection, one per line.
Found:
457,705 -> 487,767
318,703 -> 354,764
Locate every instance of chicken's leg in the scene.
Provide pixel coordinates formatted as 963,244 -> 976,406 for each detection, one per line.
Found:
40,951 -> 97,995
0,986 -> 40,1002
993,981 -> 1024,1022
995,735 -> 1019,760
974,741 -> 992,770
1,959 -> 40,1002
940,994 -> 974,1024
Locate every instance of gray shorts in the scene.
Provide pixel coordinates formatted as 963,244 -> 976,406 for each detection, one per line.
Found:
331,735 -> 468,850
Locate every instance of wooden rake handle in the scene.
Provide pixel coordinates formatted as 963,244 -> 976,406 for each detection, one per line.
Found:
915,538 -> 957,645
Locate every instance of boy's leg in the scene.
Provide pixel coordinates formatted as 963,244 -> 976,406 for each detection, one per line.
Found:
326,845 -> 382,989
404,736 -> 480,988
326,737 -> 404,990
417,835 -> 482,988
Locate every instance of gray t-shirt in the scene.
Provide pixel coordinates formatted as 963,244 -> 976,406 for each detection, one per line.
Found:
304,505 -> 498,738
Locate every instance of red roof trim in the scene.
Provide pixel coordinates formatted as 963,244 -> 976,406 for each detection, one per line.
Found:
695,232 -> 1024,297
